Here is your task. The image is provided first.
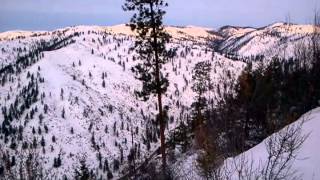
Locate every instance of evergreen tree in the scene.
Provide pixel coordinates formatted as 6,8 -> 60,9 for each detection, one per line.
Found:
104,159 -> 109,172
11,155 -> 16,167
123,0 -> 171,171
191,61 -> 212,138
113,159 -> 120,171
74,160 -> 90,180
52,135 -> 56,143
62,107 -> 65,119
53,154 -> 62,168
107,171 -> 113,179
191,61 -> 223,178
40,136 -> 45,147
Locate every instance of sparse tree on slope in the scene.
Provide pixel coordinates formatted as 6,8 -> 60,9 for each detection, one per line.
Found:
75,160 -> 91,180
123,0 -> 171,172
191,61 -> 212,134
191,61 -> 222,179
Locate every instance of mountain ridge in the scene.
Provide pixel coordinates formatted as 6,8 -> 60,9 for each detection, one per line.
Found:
0,22 -> 314,41
0,21 -> 317,179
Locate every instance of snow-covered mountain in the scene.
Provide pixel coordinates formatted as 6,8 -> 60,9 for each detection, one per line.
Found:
218,22 -> 315,59
0,23 -> 315,179
0,25 -> 243,179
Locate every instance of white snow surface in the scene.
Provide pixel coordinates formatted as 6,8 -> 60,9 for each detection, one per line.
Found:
227,107 -> 320,180
219,23 -> 316,59
104,24 -> 221,42
173,108 -> 320,180
0,25 -> 244,179
0,23 -> 316,179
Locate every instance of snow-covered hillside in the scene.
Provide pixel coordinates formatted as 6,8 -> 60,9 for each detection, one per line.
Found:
219,23 -> 315,59
226,107 -> 320,180
105,24 -> 222,43
172,107 -> 320,180
0,25 -> 243,179
0,23 -> 315,179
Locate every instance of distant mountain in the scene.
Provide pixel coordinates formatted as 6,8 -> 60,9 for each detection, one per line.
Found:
0,23 -> 315,179
0,24 -> 243,179
218,23 -> 314,59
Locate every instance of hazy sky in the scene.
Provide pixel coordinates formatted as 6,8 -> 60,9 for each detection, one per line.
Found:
0,0 -> 319,32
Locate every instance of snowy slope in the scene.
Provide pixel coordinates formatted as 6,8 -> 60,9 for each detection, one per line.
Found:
219,25 -> 256,40
0,23 -> 315,179
0,25 -> 244,179
172,108 -> 320,180
104,24 -> 222,43
225,107 -> 320,180
219,23 -> 315,59
0,31 -> 38,41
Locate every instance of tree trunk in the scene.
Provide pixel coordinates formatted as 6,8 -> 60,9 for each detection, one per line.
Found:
150,2 -> 166,172
158,89 -> 166,172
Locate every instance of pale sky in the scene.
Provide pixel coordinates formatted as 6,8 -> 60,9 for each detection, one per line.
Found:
0,0 -> 319,32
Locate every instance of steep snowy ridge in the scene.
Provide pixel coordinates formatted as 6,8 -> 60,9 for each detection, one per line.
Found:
0,23 -> 316,179
219,25 -> 256,38
0,24 -> 220,42
219,23 -> 315,59
227,107 -> 320,180
0,31 -> 40,41
104,24 -> 222,43
1,23 -> 314,60
0,25 -> 219,66
172,108 -> 320,180
0,25 -> 243,179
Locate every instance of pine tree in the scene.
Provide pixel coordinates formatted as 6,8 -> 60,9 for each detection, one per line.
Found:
107,171 -> 113,179
44,104 -> 48,114
62,107 -> 65,119
123,0 -> 171,171
52,135 -> 56,143
44,124 -> 48,133
40,136 -> 45,147
11,155 -> 16,167
74,160 -> 90,180
33,137 -> 37,148
236,64 -> 255,140
104,159 -> 109,172
53,154 -> 62,168
113,159 -> 120,171
191,61 -> 212,134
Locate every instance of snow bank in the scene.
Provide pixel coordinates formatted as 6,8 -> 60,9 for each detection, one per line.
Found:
227,108 -> 320,180
173,108 -> 320,180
